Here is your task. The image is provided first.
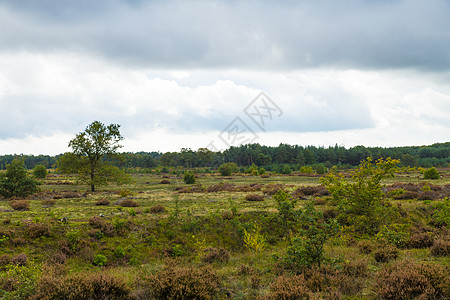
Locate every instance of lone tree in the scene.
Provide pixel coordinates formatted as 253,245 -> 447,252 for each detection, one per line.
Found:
58,121 -> 129,192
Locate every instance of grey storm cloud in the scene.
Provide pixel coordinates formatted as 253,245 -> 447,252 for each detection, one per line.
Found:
0,0 -> 449,70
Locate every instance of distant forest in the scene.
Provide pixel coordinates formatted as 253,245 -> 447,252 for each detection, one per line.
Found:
0,142 -> 449,171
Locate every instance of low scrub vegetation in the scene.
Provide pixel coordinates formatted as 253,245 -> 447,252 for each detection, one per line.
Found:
0,158 -> 448,299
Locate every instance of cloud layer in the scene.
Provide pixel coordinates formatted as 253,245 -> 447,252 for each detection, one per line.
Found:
1,0 -> 450,70
0,0 -> 449,154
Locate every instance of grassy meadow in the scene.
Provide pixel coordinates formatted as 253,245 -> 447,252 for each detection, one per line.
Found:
0,168 -> 449,299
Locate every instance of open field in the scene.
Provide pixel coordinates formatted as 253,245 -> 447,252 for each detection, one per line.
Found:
0,169 -> 449,299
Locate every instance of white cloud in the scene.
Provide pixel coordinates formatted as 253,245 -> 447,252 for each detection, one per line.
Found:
0,51 -> 449,154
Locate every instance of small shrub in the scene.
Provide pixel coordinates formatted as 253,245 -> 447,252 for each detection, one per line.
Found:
160,179 -> 170,184
65,230 -> 80,252
41,198 -> 56,208
11,237 -> 26,246
245,194 -> 264,201
300,166 -> 314,173
48,252 -> 67,266
118,189 -> 133,197
10,200 -> 30,211
430,237 -> 450,256
417,190 -> 440,200
95,198 -> 110,206
0,255 -> 11,267
314,198 -> 327,205
281,165 -> 292,174
358,240 -> 375,254
264,274 -> 312,299
237,264 -> 254,276
315,163 -> 327,174
145,265 -> 221,299
408,232 -> 433,248
243,223 -> 267,253
423,167 -> 440,179
33,272 -> 130,300
374,243 -> 399,262
92,254 -> 107,266
323,209 -> 337,221
27,223 -> 50,238
120,199 -> 139,207
218,162 -> 239,176
201,247 -> 230,263
342,258 -> 369,277
150,204 -> 166,214
89,216 -> 106,228
374,260 -> 449,300
183,170 -> 196,184
11,253 -> 28,266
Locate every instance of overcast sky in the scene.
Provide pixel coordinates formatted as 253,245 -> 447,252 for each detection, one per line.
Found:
0,0 -> 449,155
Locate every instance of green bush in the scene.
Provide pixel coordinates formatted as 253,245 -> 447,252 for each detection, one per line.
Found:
281,165 -> 292,174
432,197 -> 449,227
273,189 -> 298,230
315,163 -> 327,174
300,166 -> 313,173
321,157 -> 400,235
32,164 -> 48,179
423,167 -> 440,179
218,162 -> 239,176
0,159 -> 40,198
92,254 -> 107,266
284,200 -> 339,270
183,170 -> 196,184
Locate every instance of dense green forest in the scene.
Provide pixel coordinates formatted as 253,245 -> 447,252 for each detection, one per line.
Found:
1,142 -> 449,171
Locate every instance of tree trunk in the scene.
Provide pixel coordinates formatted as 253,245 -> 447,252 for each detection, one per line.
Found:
91,165 -> 95,192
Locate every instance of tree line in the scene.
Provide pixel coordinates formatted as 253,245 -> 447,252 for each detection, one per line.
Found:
0,142 -> 449,171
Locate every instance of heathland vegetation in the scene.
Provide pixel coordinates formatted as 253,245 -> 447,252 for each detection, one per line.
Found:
0,122 -> 448,299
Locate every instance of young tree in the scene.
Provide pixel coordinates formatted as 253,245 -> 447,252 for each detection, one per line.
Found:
321,157 -> 399,235
0,159 -> 40,198
58,121 -> 130,192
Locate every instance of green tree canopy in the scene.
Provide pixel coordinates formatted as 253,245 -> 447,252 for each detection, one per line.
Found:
0,159 -> 40,198
58,121 -> 130,191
